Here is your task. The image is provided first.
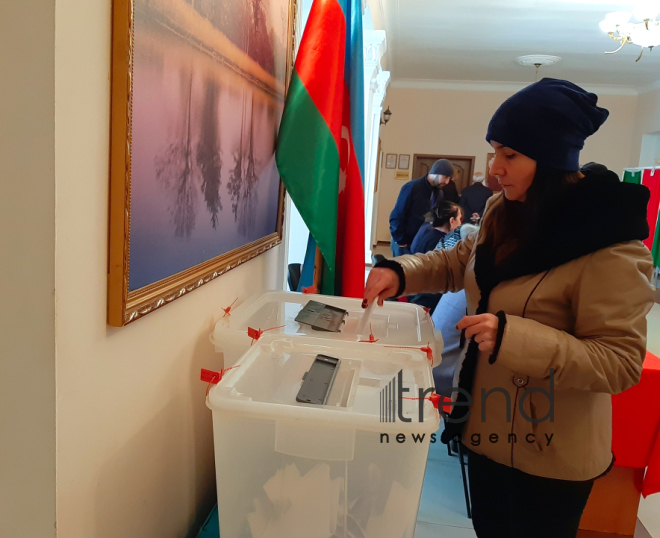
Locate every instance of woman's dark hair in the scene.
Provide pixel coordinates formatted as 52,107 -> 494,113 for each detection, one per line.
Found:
480,163 -> 581,264
425,201 -> 462,228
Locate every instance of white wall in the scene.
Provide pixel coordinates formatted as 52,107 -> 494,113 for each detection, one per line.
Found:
51,1 -> 286,537
632,87 -> 660,167
285,0 -> 313,274
639,133 -> 660,168
374,85 -> 639,242
639,494 -> 660,537
286,196 -> 310,275
0,1 -> 57,536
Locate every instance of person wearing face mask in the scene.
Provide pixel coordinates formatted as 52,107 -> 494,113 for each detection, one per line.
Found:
364,78 -> 653,538
389,159 -> 454,256
460,171 -> 493,223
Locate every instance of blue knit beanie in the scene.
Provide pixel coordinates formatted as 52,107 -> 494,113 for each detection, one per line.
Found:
429,159 -> 454,177
486,78 -> 609,172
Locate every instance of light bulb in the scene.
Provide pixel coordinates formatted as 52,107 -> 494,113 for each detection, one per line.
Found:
633,2 -> 660,21
600,19 -> 618,33
631,24 -> 652,45
632,22 -> 660,46
606,11 -> 633,25
619,22 -> 635,35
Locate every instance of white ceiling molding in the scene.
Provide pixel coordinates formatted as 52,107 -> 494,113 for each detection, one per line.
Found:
366,0 -> 386,31
364,31 -> 389,107
389,78 -> 640,96
364,30 -> 387,63
638,79 -> 660,95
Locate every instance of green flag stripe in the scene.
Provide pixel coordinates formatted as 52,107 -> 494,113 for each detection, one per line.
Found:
277,70 -> 340,293
652,206 -> 660,266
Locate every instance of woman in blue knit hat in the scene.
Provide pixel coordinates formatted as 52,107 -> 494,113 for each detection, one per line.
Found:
364,78 -> 654,537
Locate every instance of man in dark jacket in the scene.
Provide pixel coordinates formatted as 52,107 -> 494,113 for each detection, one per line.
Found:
459,171 -> 493,223
442,178 -> 460,204
389,159 -> 454,256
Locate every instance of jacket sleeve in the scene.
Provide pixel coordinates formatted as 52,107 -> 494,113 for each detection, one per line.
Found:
394,231 -> 478,295
389,182 -> 414,244
495,241 -> 654,393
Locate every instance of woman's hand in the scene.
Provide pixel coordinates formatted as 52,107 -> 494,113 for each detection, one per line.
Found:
457,314 -> 499,354
363,268 -> 400,307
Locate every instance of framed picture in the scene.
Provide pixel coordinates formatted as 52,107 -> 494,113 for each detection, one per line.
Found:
385,154 -> 397,169
398,154 -> 410,170
108,0 -> 298,326
412,154 -> 475,193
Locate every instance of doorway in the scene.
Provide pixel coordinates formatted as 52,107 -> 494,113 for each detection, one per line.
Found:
413,154 -> 476,193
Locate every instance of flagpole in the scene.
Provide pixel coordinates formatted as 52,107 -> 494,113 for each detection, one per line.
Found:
312,246 -> 324,292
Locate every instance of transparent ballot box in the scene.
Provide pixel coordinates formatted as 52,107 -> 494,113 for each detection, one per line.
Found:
211,291 -> 442,368
207,336 -> 440,538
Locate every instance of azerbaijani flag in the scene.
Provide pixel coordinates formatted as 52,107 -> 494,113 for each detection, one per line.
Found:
276,0 -> 365,297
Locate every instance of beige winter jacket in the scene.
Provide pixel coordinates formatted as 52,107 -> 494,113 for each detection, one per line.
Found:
396,193 -> 654,481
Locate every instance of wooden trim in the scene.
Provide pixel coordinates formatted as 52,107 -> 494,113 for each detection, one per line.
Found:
579,466 -> 644,536
412,154 -> 476,192
107,0 -> 133,327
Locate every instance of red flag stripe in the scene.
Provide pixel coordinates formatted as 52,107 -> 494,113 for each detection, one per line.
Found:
339,152 -> 365,297
336,82 -> 365,298
294,0 -> 346,149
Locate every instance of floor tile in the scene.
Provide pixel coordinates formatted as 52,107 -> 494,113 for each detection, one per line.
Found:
427,428 -> 456,463
414,521 -> 477,538
417,458 -> 473,529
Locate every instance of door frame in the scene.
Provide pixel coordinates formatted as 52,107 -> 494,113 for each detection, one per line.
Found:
412,154 -> 476,193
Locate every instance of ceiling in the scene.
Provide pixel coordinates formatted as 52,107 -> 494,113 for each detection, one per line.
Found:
374,0 -> 660,89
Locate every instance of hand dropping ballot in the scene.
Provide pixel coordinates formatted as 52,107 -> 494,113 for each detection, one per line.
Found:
355,298 -> 378,337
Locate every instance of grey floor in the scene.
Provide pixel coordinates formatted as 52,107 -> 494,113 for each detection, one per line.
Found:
413,421 -> 654,538
413,433 -> 476,537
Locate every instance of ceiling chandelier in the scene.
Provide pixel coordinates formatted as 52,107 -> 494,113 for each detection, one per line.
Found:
599,3 -> 660,61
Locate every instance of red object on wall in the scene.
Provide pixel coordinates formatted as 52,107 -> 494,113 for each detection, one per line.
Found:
612,351 -> 660,497
642,169 -> 660,250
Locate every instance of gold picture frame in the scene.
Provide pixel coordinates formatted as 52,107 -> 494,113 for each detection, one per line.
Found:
108,0 -> 298,326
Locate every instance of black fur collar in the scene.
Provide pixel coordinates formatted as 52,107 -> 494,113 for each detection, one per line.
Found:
474,170 -> 650,293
